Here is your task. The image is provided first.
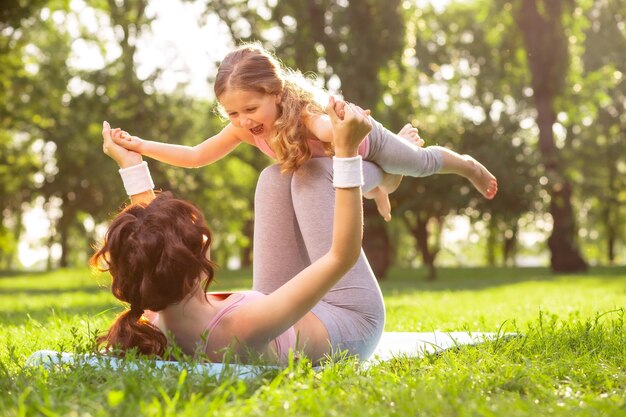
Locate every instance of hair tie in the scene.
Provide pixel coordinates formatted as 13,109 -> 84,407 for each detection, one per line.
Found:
129,304 -> 144,316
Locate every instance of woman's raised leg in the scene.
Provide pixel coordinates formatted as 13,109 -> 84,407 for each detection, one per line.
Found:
252,165 -> 310,293
291,158 -> 386,360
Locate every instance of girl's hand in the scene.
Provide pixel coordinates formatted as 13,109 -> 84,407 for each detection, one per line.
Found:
102,121 -> 143,168
333,99 -> 346,120
332,97 -> 370,120
110,127 -> 144,153
326,96 -> 372,156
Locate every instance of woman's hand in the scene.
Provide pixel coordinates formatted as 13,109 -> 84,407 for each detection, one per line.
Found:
326,96 -> 372,157
332,99 -> 371,121
102,121 -> 143,168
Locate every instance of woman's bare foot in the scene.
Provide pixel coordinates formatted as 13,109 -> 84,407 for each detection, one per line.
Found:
464,155 -> 498,199
363,172 -> 403,222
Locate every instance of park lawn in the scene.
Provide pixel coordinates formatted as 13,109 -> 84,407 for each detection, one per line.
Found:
0,266 -> 625,416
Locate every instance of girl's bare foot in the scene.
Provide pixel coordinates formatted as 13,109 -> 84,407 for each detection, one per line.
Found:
379,171 -> 403,195
364,187 -> 392,222
363,172 -> 403,222
464,155 -> 498,199
397,123 -> 425,147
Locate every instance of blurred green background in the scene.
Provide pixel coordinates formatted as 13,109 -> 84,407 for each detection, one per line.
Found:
1,0 -> 624,279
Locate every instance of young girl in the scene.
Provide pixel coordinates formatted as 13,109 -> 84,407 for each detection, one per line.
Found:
97,99 -> 387,363
112,43 -> 497,220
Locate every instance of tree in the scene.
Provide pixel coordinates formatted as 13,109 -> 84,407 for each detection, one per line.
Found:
12,0 -> 230,267
512,0 -> 588,271
379,1 -> 539,278
0,0 -> 70,269
194,0 -> 407,278
560,0 -> 625,265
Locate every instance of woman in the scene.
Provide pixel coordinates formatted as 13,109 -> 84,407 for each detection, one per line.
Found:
94,97 -> 385,364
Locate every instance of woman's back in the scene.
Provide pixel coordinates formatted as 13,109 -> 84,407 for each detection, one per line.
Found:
147,290 -> 297,363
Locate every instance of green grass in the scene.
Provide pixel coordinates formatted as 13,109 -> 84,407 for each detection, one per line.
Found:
1,266 -> 625,416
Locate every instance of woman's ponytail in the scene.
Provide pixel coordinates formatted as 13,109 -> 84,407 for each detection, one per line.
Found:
97,308 -> 167,357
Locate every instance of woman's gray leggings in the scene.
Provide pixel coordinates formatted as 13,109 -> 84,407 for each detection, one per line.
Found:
252,158 -> 386,360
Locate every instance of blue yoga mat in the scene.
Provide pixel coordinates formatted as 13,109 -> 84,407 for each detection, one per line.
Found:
26,331 -> 505,379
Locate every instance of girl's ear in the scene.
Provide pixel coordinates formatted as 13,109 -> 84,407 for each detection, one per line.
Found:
275,93 -> 282,104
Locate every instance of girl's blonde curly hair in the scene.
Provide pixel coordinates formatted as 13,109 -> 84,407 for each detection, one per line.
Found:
214,43 -> 333,172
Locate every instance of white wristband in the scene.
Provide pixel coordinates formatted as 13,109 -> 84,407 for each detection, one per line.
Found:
332,156 -> 364,188
118,161 -> 154,196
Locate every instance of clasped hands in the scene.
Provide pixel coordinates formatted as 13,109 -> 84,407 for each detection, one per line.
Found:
325,96 -> 372,157
101,121 -> 142,169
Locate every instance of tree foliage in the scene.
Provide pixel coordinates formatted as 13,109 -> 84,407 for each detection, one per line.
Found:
0,0 -> 623,273
566,0 -> 625,264
196,0 -> 407,278
507,0 -> 589,271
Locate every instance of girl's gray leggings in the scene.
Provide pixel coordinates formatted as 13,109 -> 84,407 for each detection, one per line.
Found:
366,116 -> 444,177
252,158 -> 386,360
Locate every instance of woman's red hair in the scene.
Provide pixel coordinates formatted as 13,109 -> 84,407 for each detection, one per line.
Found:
90,192 -> 215,357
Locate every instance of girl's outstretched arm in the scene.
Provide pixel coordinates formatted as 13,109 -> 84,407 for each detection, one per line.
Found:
111,123 -> 243,169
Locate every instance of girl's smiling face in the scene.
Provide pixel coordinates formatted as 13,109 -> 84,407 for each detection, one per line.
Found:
219,89 -> 281,139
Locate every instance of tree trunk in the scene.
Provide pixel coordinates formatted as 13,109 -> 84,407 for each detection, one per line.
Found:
503,222 -> 518,267
46,232 -> 55,271
9,205 -> 23,270
85,225 -> 96,267
418,216 -> 437,282
58,218 -> 69,268
57,194 -> 76,269
546,181 -> 587,270
241,219 -> 254,268
486,217 -> 496,267
0,241 -> 7,270
603,204 -> 616,265
535,95 -> 587,272
515,0 -> 587,272
363,201 -> 392,280
605,146 -> 617,265
405,213 -> 439,281
607,231 -> 615,265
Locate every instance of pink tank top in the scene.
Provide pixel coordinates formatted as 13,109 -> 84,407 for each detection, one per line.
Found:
147,291 -> 297,362
203,290 -> 297,362
254,136 -> 370,159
